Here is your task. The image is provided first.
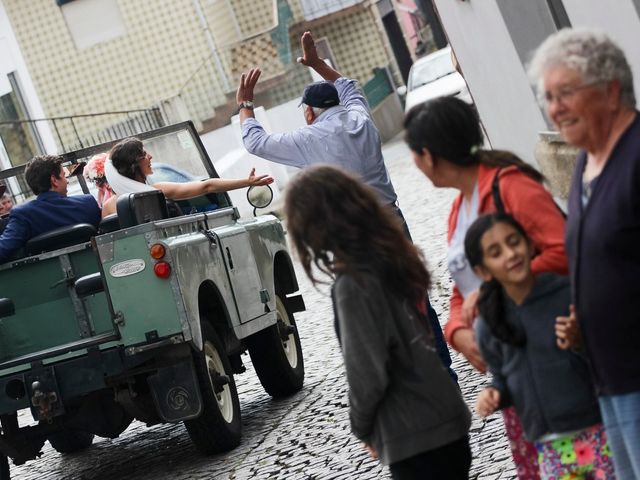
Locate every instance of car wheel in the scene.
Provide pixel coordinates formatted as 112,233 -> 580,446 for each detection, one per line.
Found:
184,322 -> 241,454
48,430 -> 94,454
247,294 -> 304,398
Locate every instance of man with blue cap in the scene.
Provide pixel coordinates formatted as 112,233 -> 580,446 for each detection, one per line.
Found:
237,31 -> 456,382
238,32 -> 398,209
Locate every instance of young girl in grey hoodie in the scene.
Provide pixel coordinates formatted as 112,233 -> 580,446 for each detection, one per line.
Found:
285,165 -> 471,480
465,213 -> 615,479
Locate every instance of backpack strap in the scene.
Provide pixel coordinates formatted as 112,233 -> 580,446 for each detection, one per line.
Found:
491,166 -> 567,218
492,167 -> 506,213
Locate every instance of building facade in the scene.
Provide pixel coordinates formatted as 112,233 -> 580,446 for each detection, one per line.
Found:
1,0 -> 415,150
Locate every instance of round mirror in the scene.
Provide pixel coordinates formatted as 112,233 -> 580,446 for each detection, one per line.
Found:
247,185 -> 274,210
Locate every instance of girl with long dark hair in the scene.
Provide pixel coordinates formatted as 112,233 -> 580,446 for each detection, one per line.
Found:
285,165 -> 471,479
466,213 -> 614,480
404,96 -> 568,478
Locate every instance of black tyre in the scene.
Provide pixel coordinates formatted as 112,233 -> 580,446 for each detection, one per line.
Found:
185,322 -> 241,454
0,454 -> 9,480
247,294 -> 304,397
48,430 -> 94,454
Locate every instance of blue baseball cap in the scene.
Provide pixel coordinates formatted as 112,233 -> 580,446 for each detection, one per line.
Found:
299,81 -> 340,108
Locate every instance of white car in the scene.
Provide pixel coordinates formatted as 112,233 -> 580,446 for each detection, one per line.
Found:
401,46 -> 472,112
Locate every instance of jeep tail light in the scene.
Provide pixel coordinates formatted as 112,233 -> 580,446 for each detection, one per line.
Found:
154,261 -> 171,279
150,243 -> 166,259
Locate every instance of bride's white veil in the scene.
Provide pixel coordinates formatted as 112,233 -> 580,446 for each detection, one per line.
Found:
104,157 -> 157,195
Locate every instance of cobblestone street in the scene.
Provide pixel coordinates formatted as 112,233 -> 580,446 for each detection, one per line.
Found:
10,136 -> 517,480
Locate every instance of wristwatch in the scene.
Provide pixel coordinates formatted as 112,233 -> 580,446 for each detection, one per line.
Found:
238,101 -> 255,110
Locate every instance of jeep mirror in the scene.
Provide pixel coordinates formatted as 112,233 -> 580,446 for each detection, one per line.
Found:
247,185 -> 273,213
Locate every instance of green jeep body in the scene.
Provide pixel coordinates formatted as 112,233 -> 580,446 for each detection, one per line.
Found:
0,123 -> 305,477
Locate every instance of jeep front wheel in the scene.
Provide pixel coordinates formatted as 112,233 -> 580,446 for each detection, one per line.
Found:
184,322 -> 241,454
247,294 -> 304,397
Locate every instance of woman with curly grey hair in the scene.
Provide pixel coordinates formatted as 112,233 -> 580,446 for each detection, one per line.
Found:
530,28 -> 639,479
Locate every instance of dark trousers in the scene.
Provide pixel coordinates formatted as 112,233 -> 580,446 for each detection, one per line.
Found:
389,436 -> 471,480
390,203 -> 457,383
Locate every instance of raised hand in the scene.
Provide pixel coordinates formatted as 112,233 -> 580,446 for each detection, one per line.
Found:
296,31 -> 320,67
247,167 -> 274,187
236,68 -> 262,105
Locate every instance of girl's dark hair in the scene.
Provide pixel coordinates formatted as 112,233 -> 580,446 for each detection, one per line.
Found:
464,213 -> 529,346
284,165 -> 430,306
403,96 -> 543,183
110,137 -> 146,180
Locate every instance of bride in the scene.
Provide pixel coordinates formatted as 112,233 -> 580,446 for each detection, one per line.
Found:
101,137 -> 273,217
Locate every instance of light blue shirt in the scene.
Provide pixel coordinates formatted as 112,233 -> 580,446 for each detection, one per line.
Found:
241,77 -> 397,205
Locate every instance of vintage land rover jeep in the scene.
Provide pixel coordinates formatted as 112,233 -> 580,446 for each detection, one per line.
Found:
0,122 -> 305,479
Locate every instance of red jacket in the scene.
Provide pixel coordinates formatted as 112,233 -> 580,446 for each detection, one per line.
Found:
444,163 -> 568,349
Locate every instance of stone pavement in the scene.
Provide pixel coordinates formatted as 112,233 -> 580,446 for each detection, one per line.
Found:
9,135 -> 517,480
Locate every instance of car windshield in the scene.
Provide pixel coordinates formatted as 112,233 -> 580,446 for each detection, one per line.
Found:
0,126 -> 213,211
409,52 -> 456,90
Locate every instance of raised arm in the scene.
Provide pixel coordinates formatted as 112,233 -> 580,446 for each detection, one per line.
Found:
296,31 -> 341,82
154,168 -> 273,201
236,30 -> 341,125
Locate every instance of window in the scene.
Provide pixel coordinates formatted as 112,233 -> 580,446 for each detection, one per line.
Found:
546,0 -> 571,29
298,0 -> 363,21
0,72 -> 42,168
496,0 -> 567,67
59,0 -> 126,50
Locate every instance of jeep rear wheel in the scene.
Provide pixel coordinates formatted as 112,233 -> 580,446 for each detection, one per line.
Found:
185,322 -> 241,454
48,430 -> 94,454
247,294 -> 304,397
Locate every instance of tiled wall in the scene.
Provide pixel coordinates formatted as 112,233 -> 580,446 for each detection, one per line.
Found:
4,0 -> 397,146
4,0 -> 212,147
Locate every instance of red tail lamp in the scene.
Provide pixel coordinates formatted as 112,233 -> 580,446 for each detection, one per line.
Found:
150,243 -> 166,259
153,261 -> 171,279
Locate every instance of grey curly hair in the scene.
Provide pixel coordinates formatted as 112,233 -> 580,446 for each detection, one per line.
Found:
528,28 -> 635,108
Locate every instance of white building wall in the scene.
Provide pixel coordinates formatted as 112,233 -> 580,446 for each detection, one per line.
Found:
432,0 -> 547,164
0,1 -> 56,155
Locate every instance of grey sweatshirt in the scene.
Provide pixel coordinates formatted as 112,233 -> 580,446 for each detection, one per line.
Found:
332,272 -> 470,465
476,274 -> 601,442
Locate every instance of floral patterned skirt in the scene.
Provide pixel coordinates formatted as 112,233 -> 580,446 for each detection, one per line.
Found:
503,406 -> 541,479
535,424 -> 615,480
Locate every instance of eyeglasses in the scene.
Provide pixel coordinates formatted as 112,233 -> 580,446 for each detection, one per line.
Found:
541,81 -> 605,106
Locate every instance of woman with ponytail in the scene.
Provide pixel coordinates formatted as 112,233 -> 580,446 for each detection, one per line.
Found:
404,96 -> 567,478
466,213 -> 614,480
